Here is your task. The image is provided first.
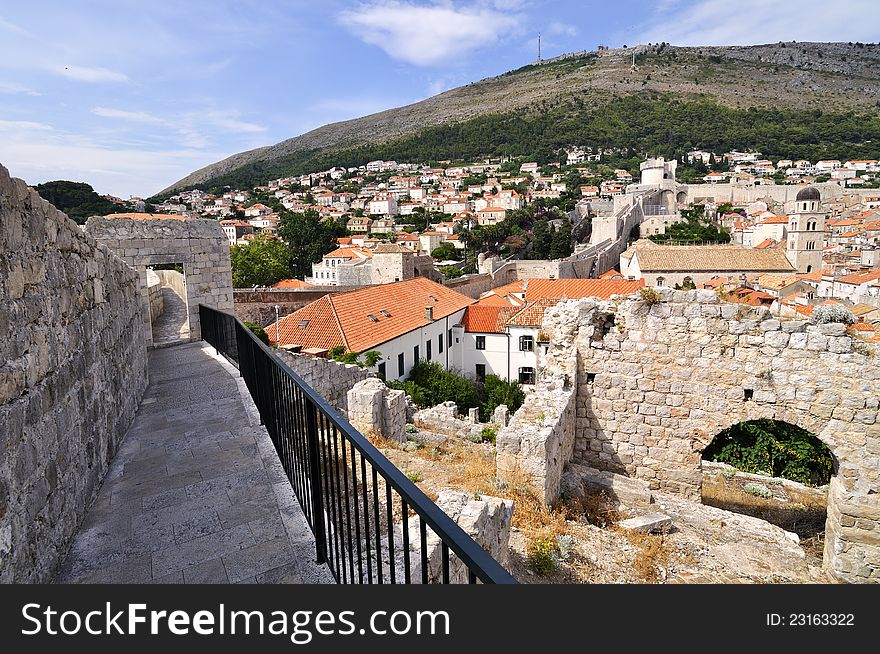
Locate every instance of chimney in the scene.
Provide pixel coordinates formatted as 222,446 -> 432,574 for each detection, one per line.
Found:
425,306 -> 434,322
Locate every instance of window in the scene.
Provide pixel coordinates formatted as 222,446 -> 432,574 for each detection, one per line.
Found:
656,277 -> 665,287
475,364 -> 486,381
475,335 -> 486,350
438,333 -> 444,353
519,335 -> 534,351
398,352 -> 404,377
518,367 -> 535,385
426,339 -> 432,361
378,362 -> 386,379
448,329 -> 453,347
413,345 -> 419,363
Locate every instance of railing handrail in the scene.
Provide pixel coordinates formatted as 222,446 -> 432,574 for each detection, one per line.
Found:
199,303 -> 517,584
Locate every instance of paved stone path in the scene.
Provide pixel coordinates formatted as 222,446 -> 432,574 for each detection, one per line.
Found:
151,286 -> 191,345
57,342 -> 333,584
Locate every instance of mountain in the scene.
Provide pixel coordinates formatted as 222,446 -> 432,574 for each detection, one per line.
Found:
33,181 -> 124,224
160,42 -> 880,195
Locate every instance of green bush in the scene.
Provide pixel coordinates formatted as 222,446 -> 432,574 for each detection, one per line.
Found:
480,427 -> 497,444
244,321 -> 270,346
702,419 -> 833,486
481,374 -> 525,421
527,538 -> 558,575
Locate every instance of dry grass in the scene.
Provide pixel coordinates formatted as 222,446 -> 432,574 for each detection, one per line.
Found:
561,490 -> 622,528
619,530 -> 672,583
702,474 -> 827,565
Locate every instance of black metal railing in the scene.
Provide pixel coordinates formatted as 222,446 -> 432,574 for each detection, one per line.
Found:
199,304 -> 516,584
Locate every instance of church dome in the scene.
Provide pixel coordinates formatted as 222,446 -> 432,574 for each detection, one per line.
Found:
796,186 -> 821,201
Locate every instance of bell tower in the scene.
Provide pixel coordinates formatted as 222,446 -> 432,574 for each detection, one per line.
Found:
786,186 -> 824,273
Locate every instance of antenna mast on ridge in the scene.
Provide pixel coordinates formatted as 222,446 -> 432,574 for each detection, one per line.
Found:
537,33 -> 542,62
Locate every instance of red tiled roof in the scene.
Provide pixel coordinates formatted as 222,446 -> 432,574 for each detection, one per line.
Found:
461,305 -> 520,333
836,269 -> 880,285
505,298 -> 560,327
523,278 -> 644,301
267,278 -> 474,351
271,279 -> 314,289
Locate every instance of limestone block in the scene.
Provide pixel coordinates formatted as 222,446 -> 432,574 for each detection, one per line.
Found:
618,512 -> 672,534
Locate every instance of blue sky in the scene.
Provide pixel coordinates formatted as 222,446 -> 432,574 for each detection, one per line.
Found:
1,0 -> 878,198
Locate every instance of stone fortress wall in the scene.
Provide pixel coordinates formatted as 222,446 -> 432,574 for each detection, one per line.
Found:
0,164 -> 148,582
274,350 -> 372,414
85,217 -> 233,346
498,288 -> 880,583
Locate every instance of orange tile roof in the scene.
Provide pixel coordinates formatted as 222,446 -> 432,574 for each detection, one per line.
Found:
325,247 -> 372,259
836,269 -> 880,285
271,279 -> 314,289
267,278 -> 474,351
461,305 -> 520,333
474,293 -> 523,307
488,280 -> 526,297
755,238 -> 776,249
598,269 -> 623,279
759,216 -> 789,224
506,298 -> 560,327
523,278 -> 645,301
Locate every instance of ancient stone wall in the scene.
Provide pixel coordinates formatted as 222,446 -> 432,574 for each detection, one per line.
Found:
154,269 -> 186,298
85,217 -> 233,346
522,289 -> 879,582
346,378 -> 406,442
496,354 -> 577,504
275,350 -> 372,414
146,270 -> 164,322
0,164 -> 148,582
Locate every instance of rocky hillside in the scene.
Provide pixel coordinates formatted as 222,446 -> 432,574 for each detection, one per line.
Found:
161,42 -> 880,194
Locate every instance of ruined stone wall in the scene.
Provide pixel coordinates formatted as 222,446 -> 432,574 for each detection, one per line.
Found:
496,355 -> 577,504
154,269 -> 185,298
0,164 -> 148,582
274,350 -> 372,414
531,290 -> 879,582
85,217 -> 233,346
347,378 -> 406,442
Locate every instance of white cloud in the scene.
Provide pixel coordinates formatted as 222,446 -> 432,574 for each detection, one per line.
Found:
0,81 -> 41,96
339,1 -> 522,66
202,111 -> 266,134
92,107 -> 165,124
0,119 -> 52,131
55,64 -> 128,83
640,0 -> 880,46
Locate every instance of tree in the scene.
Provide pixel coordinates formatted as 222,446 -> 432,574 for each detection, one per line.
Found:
530,220 -> 552,259
277,209 -> 341,279
229,235 -> 292,287
431,243 -> 457,261
440,265 -> 464,279
549,219 -> 573,259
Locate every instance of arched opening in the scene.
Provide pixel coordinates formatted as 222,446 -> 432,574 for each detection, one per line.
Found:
806,264 -> 813,273
701,419 -> 834,566
676,191 -> 687,205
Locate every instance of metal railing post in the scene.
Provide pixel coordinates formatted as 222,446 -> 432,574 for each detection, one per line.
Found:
305,400 -> 327,565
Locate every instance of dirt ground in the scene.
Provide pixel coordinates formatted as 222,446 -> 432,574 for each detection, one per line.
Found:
373,430 -> 829,584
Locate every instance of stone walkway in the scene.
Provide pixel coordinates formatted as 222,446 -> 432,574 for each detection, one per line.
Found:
56,342 -> 333,584
151,286 -> 191,345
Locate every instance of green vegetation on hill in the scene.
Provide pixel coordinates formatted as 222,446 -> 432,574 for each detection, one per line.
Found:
648,205 -> 731,244
178,95 -> 880,195
33,180 -> 122,224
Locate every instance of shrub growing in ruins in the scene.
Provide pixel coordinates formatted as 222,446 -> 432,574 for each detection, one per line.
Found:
810,304 -> 856,325
480,426 -> 497,444
527,538 -> 558,575
702,419 -> 833,486
638,287 -> 662,305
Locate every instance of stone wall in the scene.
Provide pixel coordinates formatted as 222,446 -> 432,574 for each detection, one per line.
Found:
233,287 -> 357,327
146,270 -> 164,323
346,378 -> 406,442
85,217 -> 233,346
275,350 -> 372,414
413,401 -> 483,440
397,490 -> 513,584
0,164 -> 148,582
525,289 -> 879,582
154,268 -> 185,298
496,354 -> 578,504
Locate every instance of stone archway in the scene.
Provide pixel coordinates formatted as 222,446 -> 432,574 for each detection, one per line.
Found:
85,216 -> 234,347
530,290 -> 880,583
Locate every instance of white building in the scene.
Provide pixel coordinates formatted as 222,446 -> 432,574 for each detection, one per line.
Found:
266,278 -> 473,381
